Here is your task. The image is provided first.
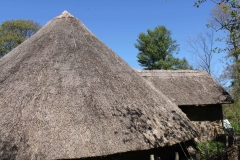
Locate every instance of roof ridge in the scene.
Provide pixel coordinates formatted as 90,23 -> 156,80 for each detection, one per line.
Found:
135,70 -> 208,77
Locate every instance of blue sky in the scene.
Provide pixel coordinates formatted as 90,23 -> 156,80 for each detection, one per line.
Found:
0,0 -> 222,70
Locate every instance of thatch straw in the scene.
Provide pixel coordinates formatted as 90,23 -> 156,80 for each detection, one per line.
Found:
0,11 -> 198,160
136,70 -> 233,106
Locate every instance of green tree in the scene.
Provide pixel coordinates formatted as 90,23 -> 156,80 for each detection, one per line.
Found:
135,25 -> 192,70
0,20 -> 41,58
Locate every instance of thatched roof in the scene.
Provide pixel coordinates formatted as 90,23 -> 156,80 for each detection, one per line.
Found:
0,11 -> 198,160
136,70 -> 233,106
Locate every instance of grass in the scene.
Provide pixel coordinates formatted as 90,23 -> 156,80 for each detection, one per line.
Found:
196,140 -> 225,159
231,121 -> 240,134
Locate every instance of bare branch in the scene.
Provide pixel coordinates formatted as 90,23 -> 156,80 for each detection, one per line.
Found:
186,29 -> 217,76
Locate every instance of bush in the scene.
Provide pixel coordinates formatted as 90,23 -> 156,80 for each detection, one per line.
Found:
223,103 -> 240,134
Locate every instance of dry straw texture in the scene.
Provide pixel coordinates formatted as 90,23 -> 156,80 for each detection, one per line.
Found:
0,11 -> 198,160
136,70 -> 233,106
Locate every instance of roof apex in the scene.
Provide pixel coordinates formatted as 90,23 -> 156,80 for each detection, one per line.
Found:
57,10 -> 74,18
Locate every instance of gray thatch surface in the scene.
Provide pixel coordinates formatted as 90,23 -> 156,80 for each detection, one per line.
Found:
0,11 -> 198,160
136,70 -> 233,106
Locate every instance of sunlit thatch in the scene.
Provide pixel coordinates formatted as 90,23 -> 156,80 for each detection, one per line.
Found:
136,70 -> 233,105
0,11 -> 198,160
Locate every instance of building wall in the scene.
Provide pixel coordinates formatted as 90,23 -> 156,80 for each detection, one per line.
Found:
179,104 -> 224,142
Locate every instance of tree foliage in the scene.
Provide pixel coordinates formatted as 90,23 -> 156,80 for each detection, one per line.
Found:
211,1 -> 240,99
0,20 -> 41,58
209,2 -> 240,60
135,25 -> 192,70
196,0 -> 240,98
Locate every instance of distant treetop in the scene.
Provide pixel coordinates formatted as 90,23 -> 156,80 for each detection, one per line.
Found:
0,19 -> 41,58
135,25 -> 192,70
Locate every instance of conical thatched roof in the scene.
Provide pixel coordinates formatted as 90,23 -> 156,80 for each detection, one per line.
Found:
136,70 -> 233,106
0,11 -> 198,160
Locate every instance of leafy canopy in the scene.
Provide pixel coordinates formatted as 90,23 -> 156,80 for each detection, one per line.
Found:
135,25 -> 192,70
0,20 -> 41,58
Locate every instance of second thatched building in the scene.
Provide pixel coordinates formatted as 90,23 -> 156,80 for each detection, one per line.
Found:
137,70 -> 234,142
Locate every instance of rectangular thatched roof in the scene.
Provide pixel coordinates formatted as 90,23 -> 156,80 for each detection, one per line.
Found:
136,70 -> 233,106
